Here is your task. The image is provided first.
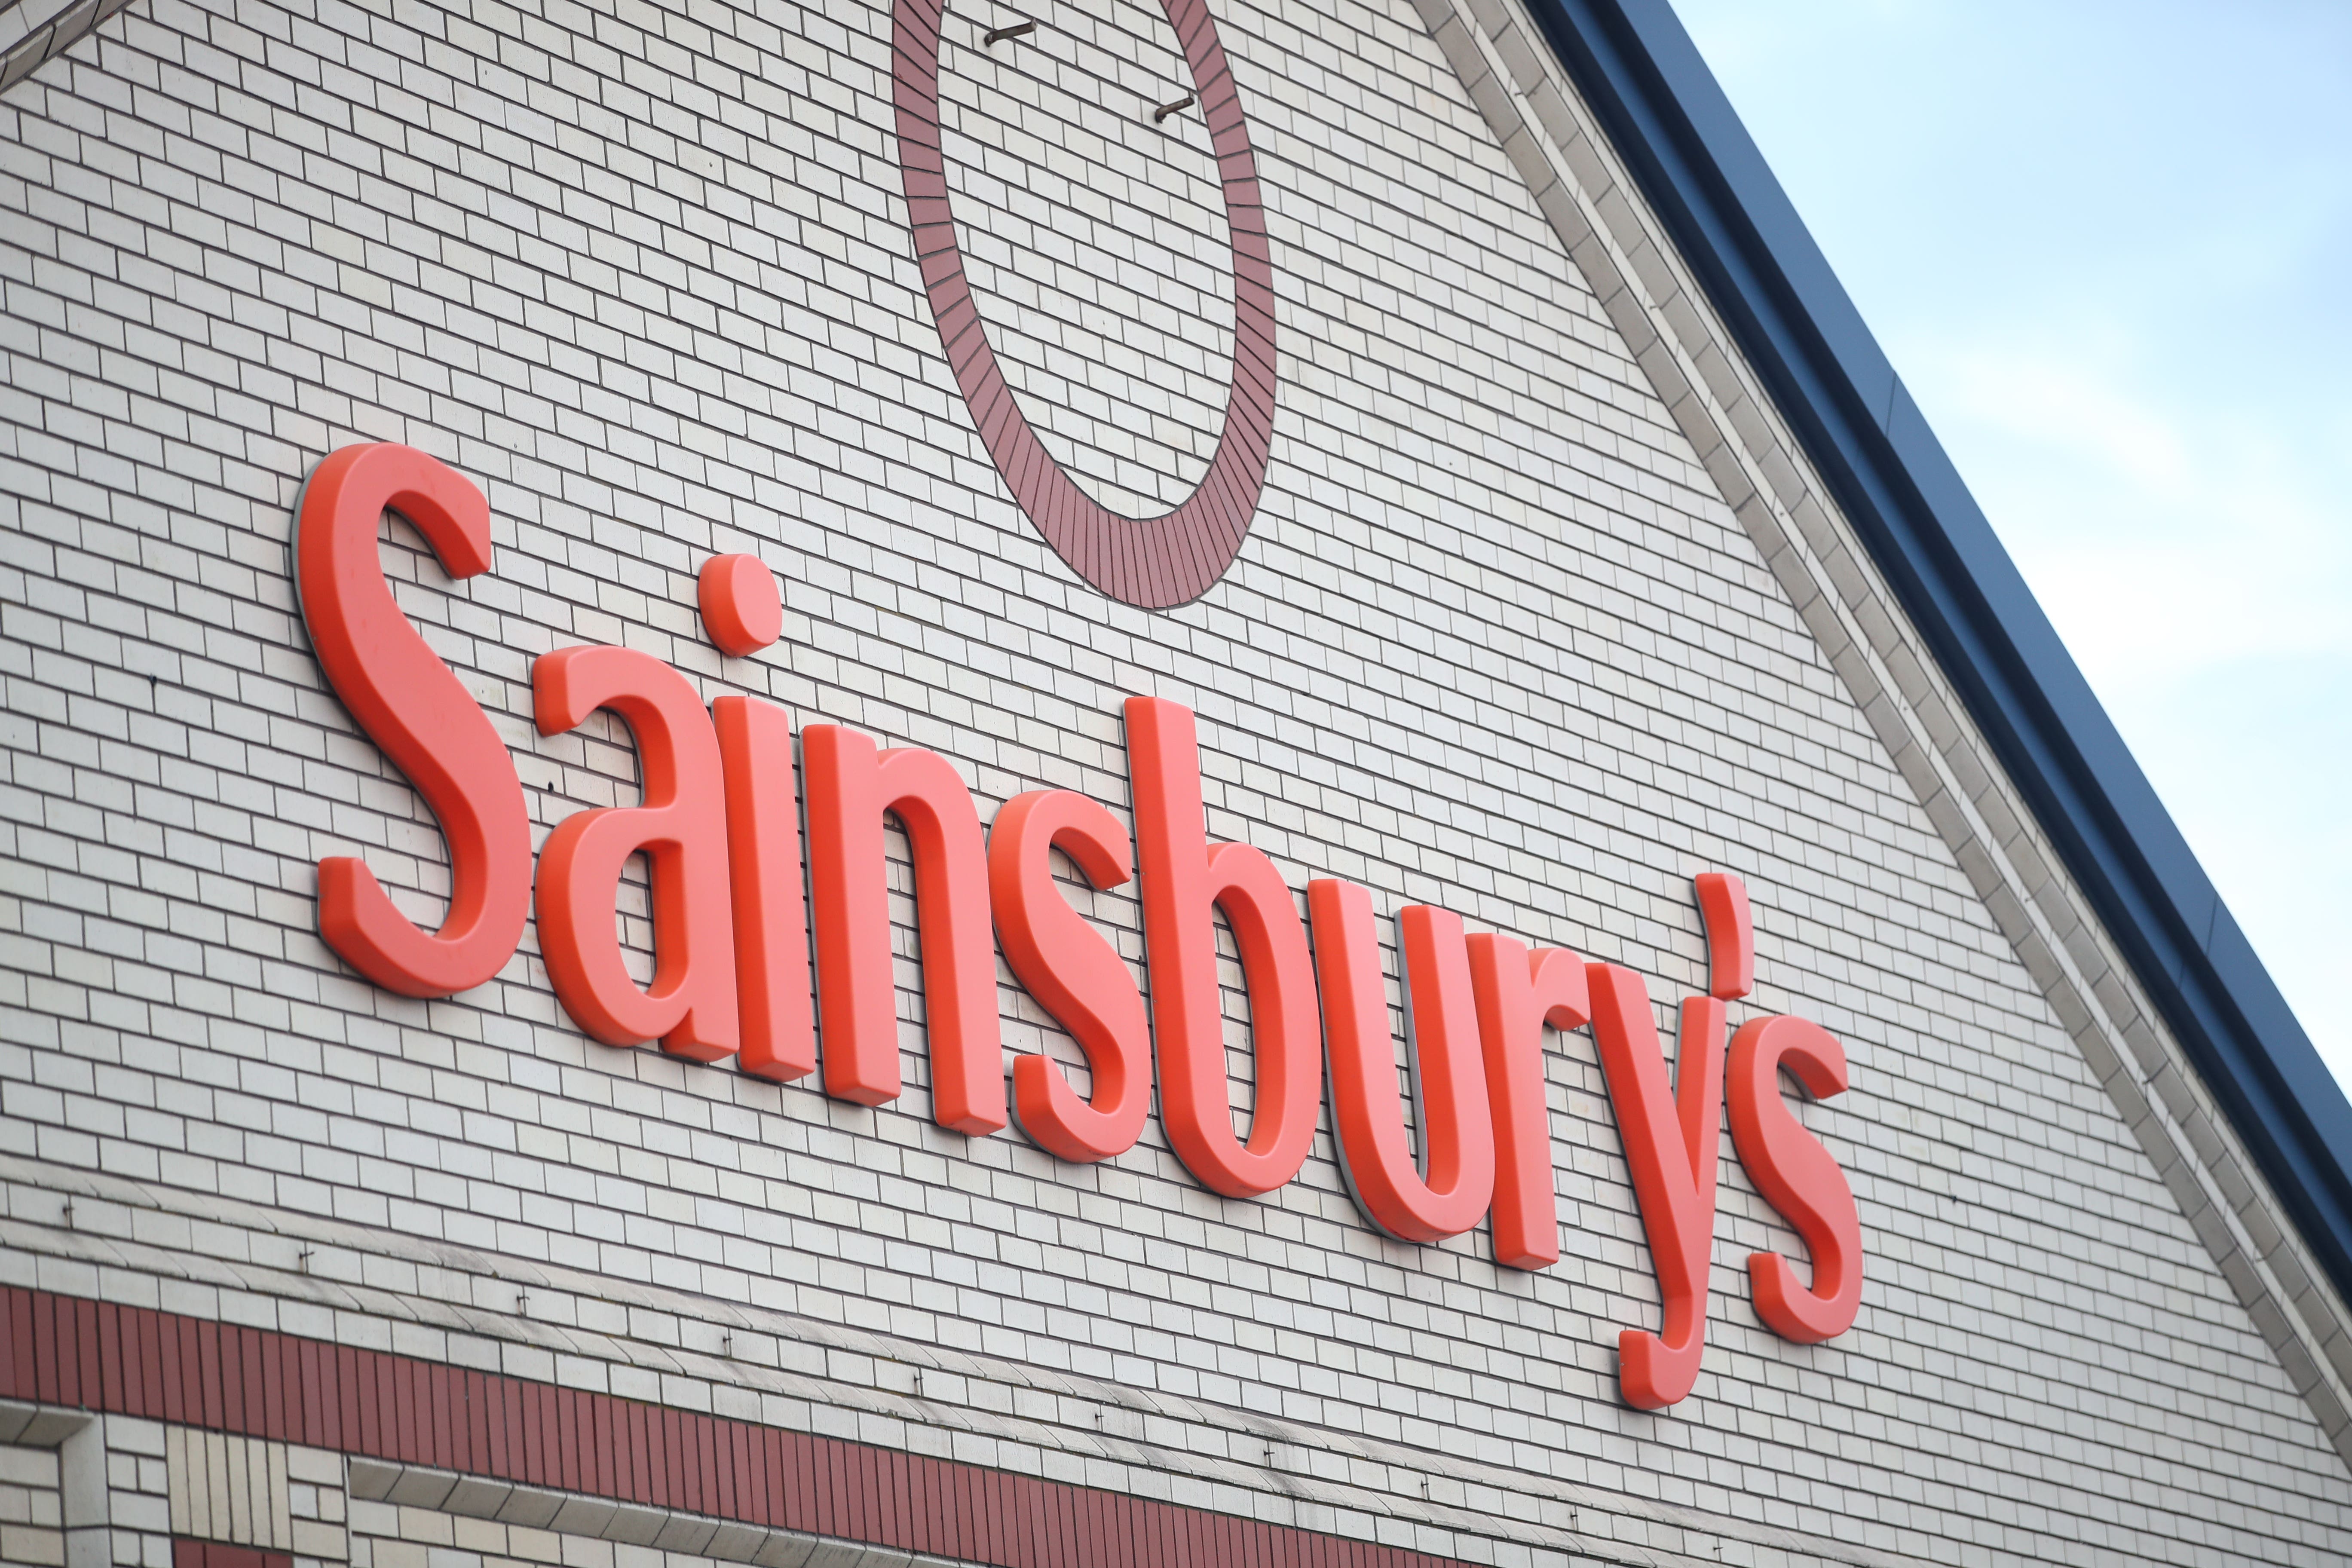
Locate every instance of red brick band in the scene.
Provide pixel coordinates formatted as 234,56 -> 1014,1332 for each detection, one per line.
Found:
174,1543 -> 291,1568
2,1289 -> 1462,1568
892,0 -> 1280,609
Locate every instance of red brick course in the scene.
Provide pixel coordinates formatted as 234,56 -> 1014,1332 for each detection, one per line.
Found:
173,1542 -> 292,1568
2,1289 -> 1461,1568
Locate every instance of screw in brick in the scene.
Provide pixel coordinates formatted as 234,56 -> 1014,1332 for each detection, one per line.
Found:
984,18 -> 1035,44
721,1330 -> 733,1357
515,1288 -> 528,1317
60,1199 -> 74,1229
1153,92 -> 1196,123
298,1247 -> 314,1274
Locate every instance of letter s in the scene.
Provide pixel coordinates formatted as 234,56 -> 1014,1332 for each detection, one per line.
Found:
1727,1015 -> 1863,1344
296,444 -> 531,997
989,789 -> 1150,1163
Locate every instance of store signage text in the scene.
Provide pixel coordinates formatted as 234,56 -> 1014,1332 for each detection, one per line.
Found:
296,442 -> 1864,1410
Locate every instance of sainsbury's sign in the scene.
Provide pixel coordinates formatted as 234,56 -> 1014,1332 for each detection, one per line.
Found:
296,441 -> 1864,1410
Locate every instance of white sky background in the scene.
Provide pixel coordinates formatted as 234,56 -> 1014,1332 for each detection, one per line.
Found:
1670,1 -> 2352,1087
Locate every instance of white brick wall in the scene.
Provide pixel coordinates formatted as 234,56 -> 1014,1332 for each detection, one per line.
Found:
347,1504 -> 892,1568
0,1442 -> 65,1567
165,1427 -> 293,1553
1,0 -> 2347,1565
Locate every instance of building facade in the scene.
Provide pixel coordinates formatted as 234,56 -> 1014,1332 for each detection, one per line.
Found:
2,0 -> 2349,1565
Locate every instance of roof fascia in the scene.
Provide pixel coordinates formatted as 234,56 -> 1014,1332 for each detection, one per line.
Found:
1521,0 -> 2352,1298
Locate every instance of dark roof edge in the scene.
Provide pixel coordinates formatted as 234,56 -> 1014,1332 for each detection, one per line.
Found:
1524,0 -> 2352,1298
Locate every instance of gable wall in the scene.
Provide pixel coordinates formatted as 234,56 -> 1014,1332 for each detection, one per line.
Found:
0,0 -> 2345,1562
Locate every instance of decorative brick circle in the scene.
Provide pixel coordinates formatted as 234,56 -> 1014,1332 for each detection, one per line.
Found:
892,0 -> 1278,609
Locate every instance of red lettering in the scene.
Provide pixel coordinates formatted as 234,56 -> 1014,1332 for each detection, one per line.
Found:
1312,885 -> 1494,1243
802,726 -> 1005,1136
699,554 -> 783,658
989,790 -> 1150,1162
714,695 -> 818,1082
1466,938 -> 1588,1269
1124,697 -> 1320,1198
295,443 -> 532,998
1727,1015 -> 1863,1343
1695,871 -> 1753,999
296,468 -> 1862,1332
1585,963 -> 1727,1409
532,646 -> 738,1060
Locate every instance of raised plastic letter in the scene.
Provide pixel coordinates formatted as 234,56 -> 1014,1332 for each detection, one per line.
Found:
1695,871 -> 1753,1000
1312,884 -> 1494,1243
802,726 -> 1006,1136
533,646 -> 739,1059
714,695 -> 817,1082
1125,697 -> 1320,1198
700,554 -> 783,658
1466,937 -> 1588,1269
296,443 -> 530,997
1585,963 -> 1727,1409
1727,1014 -> 1863,1343
990,790 -> 1150,1163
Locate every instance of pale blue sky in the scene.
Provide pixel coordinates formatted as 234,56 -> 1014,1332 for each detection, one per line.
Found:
1672,1 -> 2352,1085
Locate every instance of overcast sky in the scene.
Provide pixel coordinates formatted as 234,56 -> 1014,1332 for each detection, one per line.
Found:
1669,1 -> 2352,1087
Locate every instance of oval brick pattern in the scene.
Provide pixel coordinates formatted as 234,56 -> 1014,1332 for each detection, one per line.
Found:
891,0 -> 1280,609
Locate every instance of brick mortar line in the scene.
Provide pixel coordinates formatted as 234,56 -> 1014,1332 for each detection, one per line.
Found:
0,1136 -> 2276,1484
0,1162 -> 1936,1568
0,0 -> 139,95
352,1452 -> 962,1568
0,34 -> 1686,529
342,1454 -> 1721,1568
0,1283 -> 1477,1568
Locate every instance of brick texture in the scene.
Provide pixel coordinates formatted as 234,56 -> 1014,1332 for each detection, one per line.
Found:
4,1287 -> 1461,1568
1,0 -> 2348,1562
